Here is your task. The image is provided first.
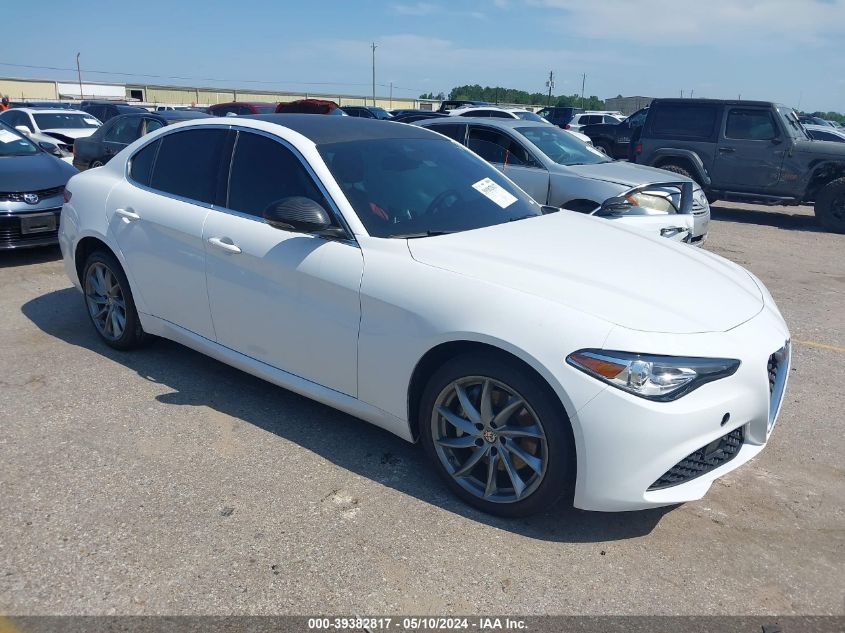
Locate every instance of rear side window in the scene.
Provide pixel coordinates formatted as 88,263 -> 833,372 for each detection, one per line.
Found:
128,139 -> 160,186
426,124 -> 467,143
105,117 -> 142,144
649,104 -> 718,140
227,131 -> 329,218
725,109 -> 777,140
150,129 -> 228,204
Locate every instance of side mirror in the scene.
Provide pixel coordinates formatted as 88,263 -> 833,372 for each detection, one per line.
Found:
15,125 -> 31,136
595,196 -> 632,216
38,141 -> 63,157
263,197 -> 346,238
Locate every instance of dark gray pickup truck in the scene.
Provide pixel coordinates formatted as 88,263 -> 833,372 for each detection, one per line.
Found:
633,98 -> 845,233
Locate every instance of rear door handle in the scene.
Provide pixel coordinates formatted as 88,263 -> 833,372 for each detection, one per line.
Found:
115,208 -> 140,221
207,236 -> 242,254
718,147 -> 736,153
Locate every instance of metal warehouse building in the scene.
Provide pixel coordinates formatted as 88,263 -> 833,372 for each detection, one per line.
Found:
0,76 -> 424,110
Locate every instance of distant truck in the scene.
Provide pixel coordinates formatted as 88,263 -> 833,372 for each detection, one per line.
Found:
632,98 -> 845,233
579,108 -> 648,159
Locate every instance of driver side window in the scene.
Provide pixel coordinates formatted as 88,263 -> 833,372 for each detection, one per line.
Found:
226,131 -> 331,219
467,127 -> 534,167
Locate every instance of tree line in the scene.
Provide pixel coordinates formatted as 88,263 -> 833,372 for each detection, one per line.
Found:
420,84 -> 605,109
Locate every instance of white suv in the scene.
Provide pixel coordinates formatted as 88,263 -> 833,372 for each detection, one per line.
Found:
568,112 -> 625,131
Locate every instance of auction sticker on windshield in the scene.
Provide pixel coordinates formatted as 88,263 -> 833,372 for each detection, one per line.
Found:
472,177 -> 517,209
0,130 -> 21,144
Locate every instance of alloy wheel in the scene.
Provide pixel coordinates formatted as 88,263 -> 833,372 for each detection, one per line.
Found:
430,376 -> 548,504
85,262 -> 127,341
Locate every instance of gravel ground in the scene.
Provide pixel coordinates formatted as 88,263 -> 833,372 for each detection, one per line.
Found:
0,203 -> 842,616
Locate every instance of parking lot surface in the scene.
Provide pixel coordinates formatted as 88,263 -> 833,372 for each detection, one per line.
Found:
1,202 -> 843,616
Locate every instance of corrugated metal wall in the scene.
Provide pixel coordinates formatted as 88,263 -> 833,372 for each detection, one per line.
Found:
0,78 -> 57,100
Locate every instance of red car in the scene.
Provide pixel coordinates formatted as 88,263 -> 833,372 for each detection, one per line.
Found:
208,102 -> 277,116
275,99 -> 343,115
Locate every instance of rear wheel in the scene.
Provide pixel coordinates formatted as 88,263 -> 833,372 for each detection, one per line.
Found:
419,353 -> 575,517
658,162 -> 695,182
90,160 -> 105,168
815,177 -> 845,233
82,250 -> 147,350
595,141 -> 613,156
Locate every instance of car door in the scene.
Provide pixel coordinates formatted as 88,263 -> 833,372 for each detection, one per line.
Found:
202,129 -> 363,396
466,125 -> 550,203
711,107 -> 784,190
107,127 -> 229,340
102,116 -> 143,162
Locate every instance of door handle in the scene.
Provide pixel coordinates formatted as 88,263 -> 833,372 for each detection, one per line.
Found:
115,208 -> 140,221
718,147 -> 736,153
207,236 -> 242,254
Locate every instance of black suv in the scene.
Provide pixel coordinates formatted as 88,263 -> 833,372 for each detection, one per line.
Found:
580,107 -> 648,159
535,106 -> 583,129
633,99 -> 845,232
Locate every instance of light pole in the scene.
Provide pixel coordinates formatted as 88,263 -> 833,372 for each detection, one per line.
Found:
546,71 -> 554,106
371,42 -> 377,107
76,53 -> 83,100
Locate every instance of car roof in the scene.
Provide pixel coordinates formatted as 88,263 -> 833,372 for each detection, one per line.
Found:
243,114 -> 438,143
210,101 -> 276,107
652,98 -> 774,107
12,108 -> 92,116
419,117 -> 546,129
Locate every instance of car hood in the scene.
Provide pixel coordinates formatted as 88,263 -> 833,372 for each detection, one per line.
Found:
0,152 -> 77,191
794,138 -> 845,158
561,161 -> 694,188
407,211 -> 763,334
40,128 -> 98,142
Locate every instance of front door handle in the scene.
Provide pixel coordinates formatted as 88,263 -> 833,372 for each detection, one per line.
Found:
115,208 -> 140,221
207,236 -> 242,254
718,147 -> 736,153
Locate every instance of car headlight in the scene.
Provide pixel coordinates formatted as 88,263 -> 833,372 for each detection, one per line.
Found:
625,191 -> 677,215
566,350 -> 740,401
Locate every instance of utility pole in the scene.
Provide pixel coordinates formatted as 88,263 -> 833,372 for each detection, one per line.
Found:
690,89 -> 694,98
389,81 -> 393,109
371,42 -> 377,107
580,73 -> 586,108
546,71 -> 554,106
76,52 -> 83,100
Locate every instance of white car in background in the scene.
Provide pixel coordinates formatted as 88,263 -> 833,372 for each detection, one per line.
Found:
803,124 -> 845,143
59,116 -> 789,516
449,105 -> 595,144
0,108 -> 101,163
568,111 -> 626,131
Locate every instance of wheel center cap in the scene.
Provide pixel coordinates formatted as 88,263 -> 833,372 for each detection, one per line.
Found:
482,429 -> 498,443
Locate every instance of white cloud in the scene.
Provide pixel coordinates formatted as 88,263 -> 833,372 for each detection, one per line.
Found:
391,2 -> 440,16
526,0 -> 845,45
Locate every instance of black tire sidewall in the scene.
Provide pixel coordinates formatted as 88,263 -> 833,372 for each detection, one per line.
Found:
82,250 -> 146,350
815,177 -> 845,234
419,353 -> 575,517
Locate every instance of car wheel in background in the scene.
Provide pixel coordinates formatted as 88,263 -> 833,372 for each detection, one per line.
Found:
82,250 -> 148,350
595,141 -> 613,156
419,353 -> 575,517
815,177 -> 845,234
658,163 -> 695,182
90,160 -> 105,168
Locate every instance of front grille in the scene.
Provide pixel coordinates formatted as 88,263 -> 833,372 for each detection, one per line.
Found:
0,209 -> 61,245
648,427 -> 744,490
0,186 -> 65,203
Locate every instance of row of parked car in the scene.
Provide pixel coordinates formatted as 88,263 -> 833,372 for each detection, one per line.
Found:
1,95 -> 844,254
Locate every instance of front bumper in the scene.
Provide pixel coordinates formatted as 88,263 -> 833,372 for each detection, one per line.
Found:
568,305 -> 790,511
0,195 -> 64,250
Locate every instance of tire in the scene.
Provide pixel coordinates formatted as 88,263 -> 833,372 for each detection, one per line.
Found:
81,250 -> 148,350
658,162 -> 696,183
814,177 -> 845,234
595,141 -> 613,157
419,352 -> 575,517
90,160 -> 104,168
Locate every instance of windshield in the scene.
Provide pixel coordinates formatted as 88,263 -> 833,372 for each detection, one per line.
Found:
777,106 -> 810,140
515,125 -> 611,166
514,111 -> 545,122
370,108 -> 392,120
0,122 -> 39,156
34,112 -> 100,130
319,138 -> 542,238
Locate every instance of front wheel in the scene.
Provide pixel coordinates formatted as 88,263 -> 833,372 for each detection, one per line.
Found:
815,177 -> 845,234
419,353 -> 575,517
82,250 -> 148,350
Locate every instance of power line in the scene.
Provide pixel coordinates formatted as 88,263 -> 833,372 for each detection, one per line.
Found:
0,61 -> 425,94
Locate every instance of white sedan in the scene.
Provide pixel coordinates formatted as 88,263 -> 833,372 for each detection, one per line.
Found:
0,108 -> 101,163
59,116 -> 791,516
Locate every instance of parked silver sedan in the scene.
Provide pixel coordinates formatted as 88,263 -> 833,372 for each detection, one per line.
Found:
417,117 -> 710,244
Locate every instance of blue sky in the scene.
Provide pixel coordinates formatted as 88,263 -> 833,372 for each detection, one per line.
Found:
3,0 -> 845,112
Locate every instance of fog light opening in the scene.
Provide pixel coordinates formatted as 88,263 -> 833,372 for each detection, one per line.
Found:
720,413 -> 731,427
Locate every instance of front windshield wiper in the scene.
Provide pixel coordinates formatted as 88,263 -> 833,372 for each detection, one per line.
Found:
392,230 -> 457,239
